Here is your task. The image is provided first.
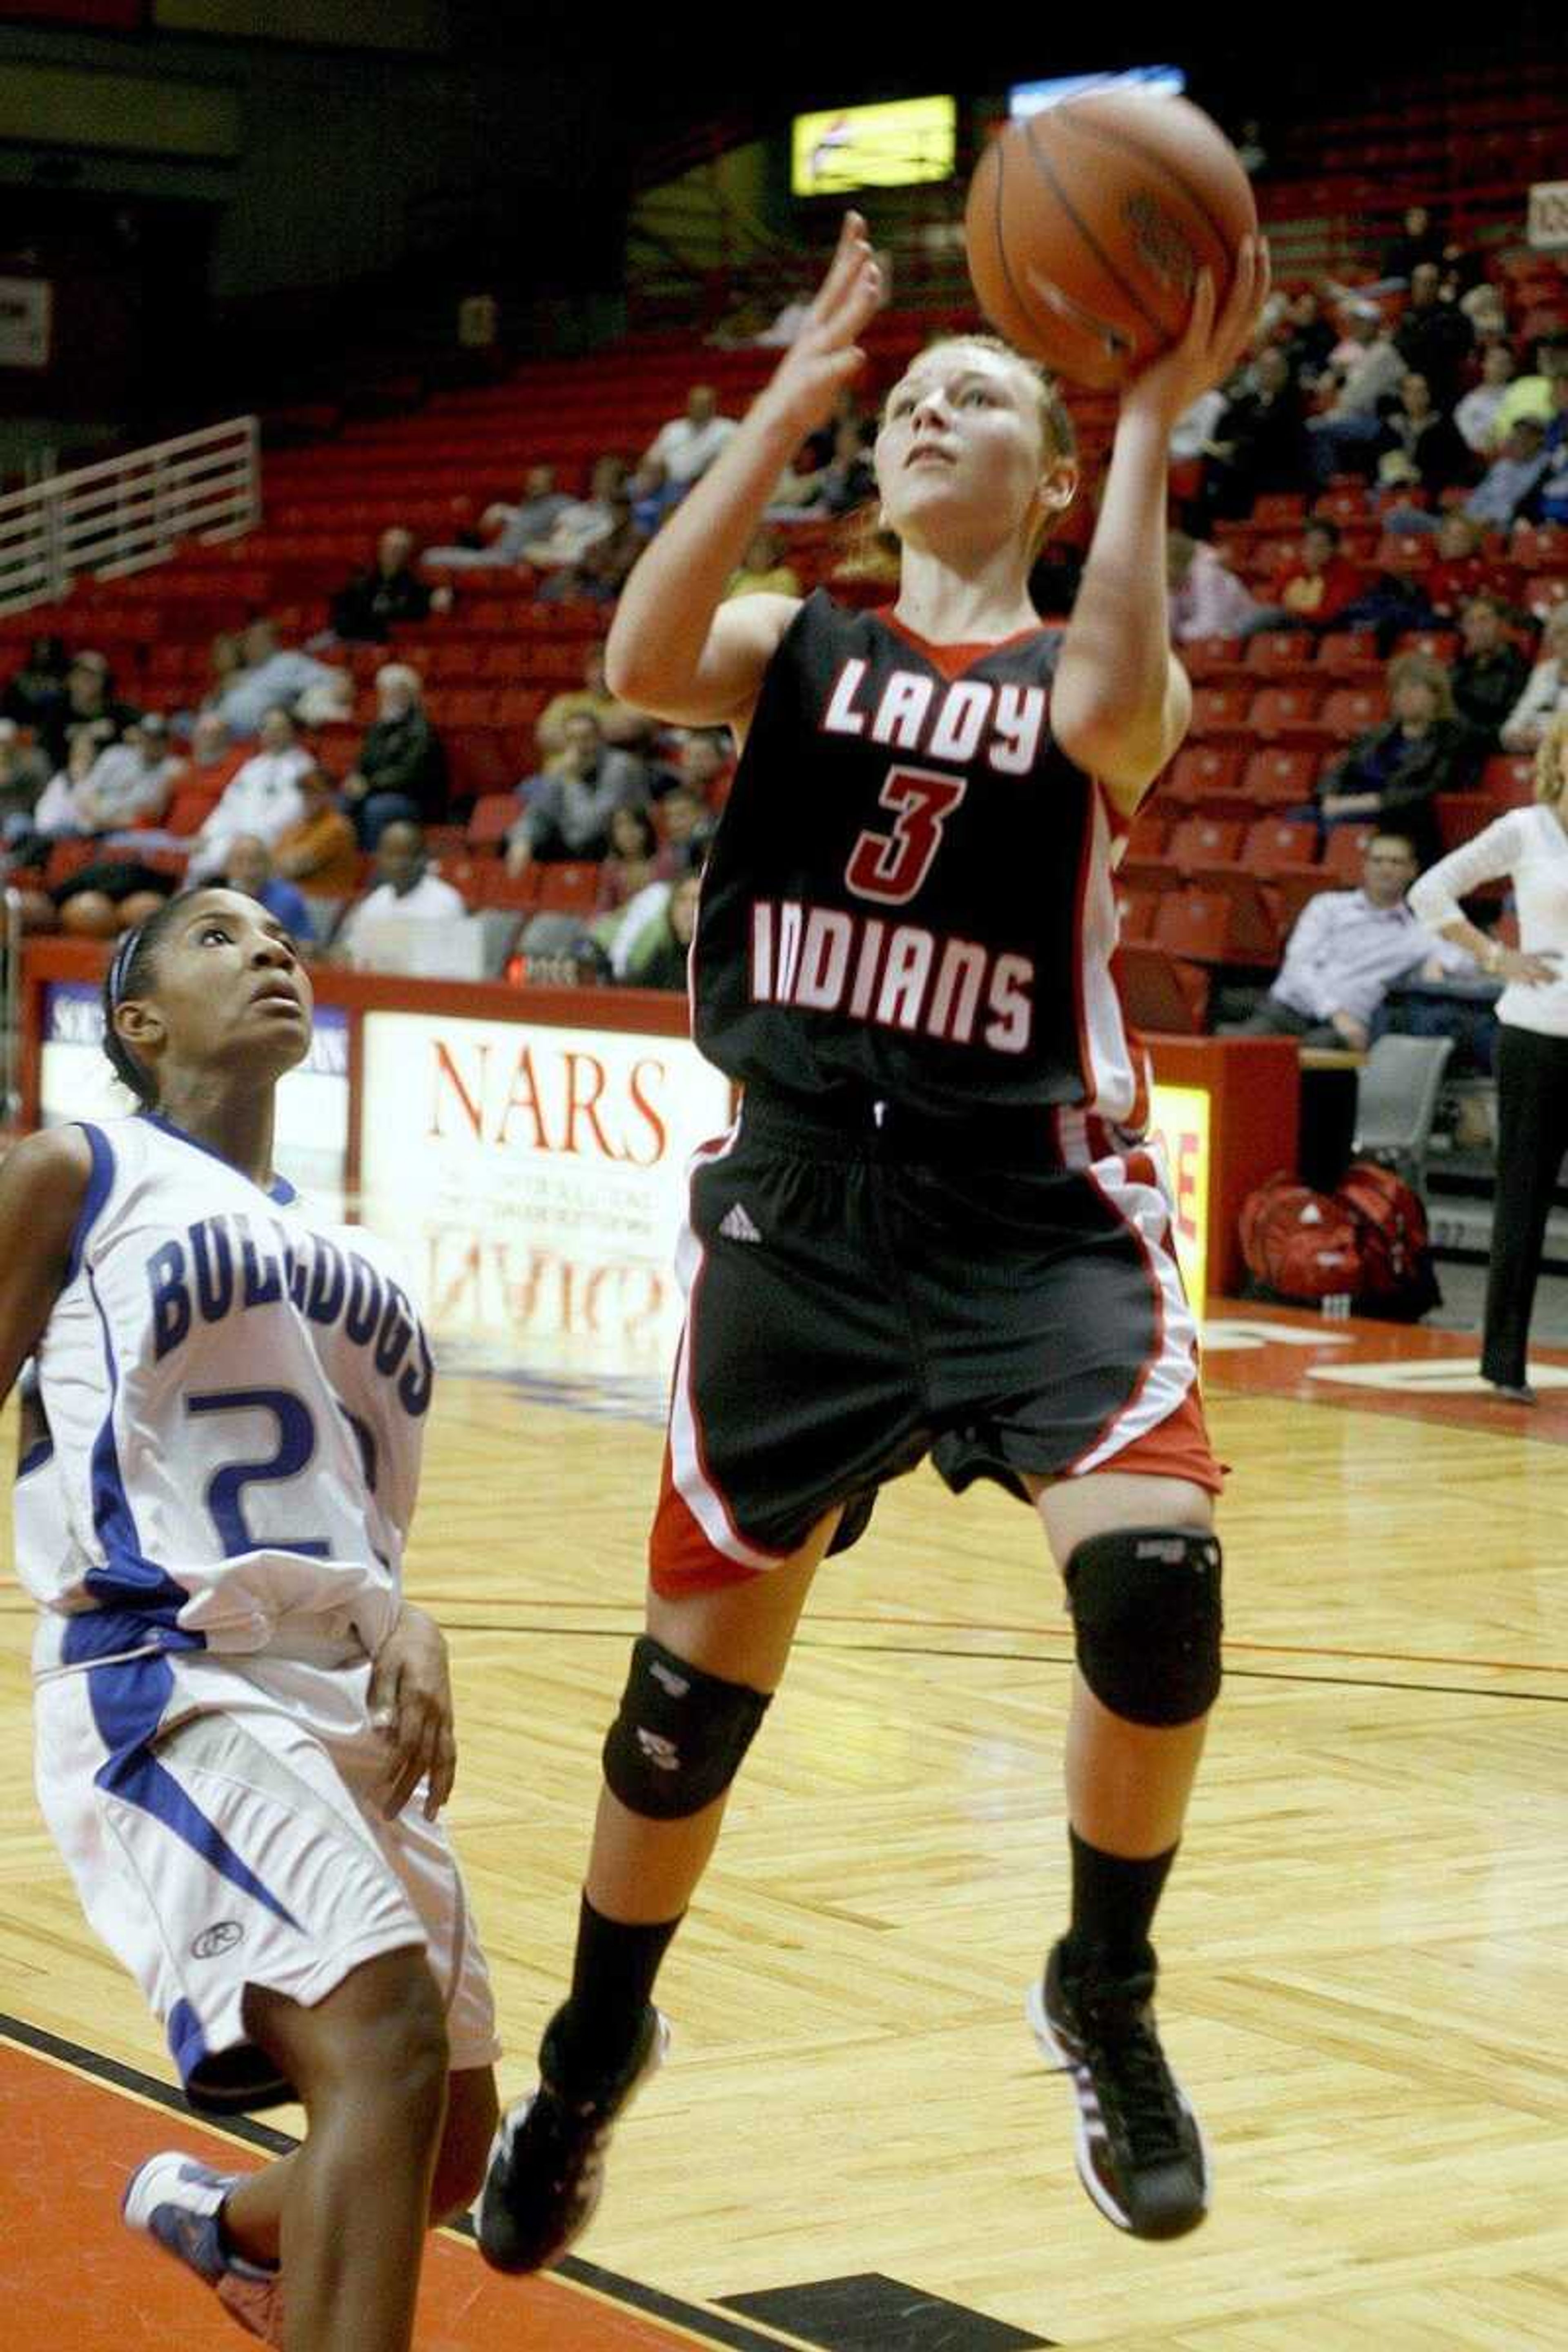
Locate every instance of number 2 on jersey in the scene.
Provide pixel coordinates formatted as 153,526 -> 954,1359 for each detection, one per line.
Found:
844,765 -> 967,906
186,1387 -> 331,1558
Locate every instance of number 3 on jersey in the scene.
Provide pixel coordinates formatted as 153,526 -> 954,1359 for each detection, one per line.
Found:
844,765 -> 967,906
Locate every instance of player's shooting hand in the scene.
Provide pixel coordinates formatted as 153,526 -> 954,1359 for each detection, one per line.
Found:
1121,234 -> 1271,429
368,1601 -> 457,1821
754,211 -> 884,442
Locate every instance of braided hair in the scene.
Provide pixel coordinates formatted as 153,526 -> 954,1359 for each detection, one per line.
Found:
100,892 -> 194,1107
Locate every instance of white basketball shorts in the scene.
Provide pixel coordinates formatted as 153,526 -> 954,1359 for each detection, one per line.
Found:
33,1640 -> 500,2112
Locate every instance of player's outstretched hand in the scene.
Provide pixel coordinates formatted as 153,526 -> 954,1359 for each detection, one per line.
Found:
369,1601 -> 457,1820
1121,234 -> 1271,429
755,211 -> 884,443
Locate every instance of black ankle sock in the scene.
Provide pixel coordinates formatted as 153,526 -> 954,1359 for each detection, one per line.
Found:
1061,1828 -> 1178,1978
555,1893 -> 683,2087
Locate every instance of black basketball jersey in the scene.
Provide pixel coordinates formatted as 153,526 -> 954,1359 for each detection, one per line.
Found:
691,590 -> 1144,1125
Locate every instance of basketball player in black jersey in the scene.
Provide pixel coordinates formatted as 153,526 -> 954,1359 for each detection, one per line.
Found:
481,214 -> 1267,2258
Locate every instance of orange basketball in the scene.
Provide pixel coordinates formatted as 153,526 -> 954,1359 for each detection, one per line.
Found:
964,90 -> 1258,392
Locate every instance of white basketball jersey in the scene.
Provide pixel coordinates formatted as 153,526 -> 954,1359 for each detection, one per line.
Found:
21,1113 -> 433,1676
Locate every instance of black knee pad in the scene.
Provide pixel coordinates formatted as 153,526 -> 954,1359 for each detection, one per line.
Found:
1064,1526 -> 1223,1728
601,1635 -> 771,1820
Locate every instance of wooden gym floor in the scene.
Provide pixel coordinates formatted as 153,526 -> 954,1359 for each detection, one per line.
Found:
2,1287 -> 1566,2350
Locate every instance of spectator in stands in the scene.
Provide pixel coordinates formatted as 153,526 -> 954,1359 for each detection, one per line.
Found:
1166,531 -> 1262,641
328,527 -> 453,644
1307,305 -> 1407,483
1281,287 -> 1336,387
44,650 -> 138,771
1535,369 -> 1568,526
628,870 -> 701,991
1500,605 -> 1568,752
1391,263 -> 1473,410
1,634 -> 68,739
666,726 -> 732,808
185,710 -> 246,793
774,417 -> 878,518
336,819 -> 466,964
189,707 -> 313,879
0,716 -> 50,834
1245,518 -> 1364,637
1196,345 -> 1307,522
642,384 -> 737,492
522,456 -> 628,573
1229,829 -> 1468,1048
1455,342 -> 1519,457
340,661 -> 447,842
506,708 -> 648,873
724,526 -> 802,601
272,763 -> 361,899
1376,370 -> 1472,497
595,804 -> 660,915
801,386 -> 869,474
31,713 -> 181,840
651,782 -> 715,879
1463,416 -> 1550,531
535,641 -> 653,757
1490,333 -> 1567,445
1451,594 -> 1530,747
1424,511 -> 1506,616
538,489 -> 647,605
627,455 -> 679,537
1316,651 -> 1479,864
216,619 -> 343,740
1378,205 -> 1446,290
48,858 -> 174,941
422,465 -> 571,568
220,833 -> 312,944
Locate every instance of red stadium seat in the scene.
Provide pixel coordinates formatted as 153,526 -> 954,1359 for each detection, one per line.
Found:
1252,492 -> 1309,526
1247,686 -> 1327,745
1125,810 -> 1170,860
1394,629 -> 1460,662
1152,887 -> 1234,964
1313,486 -> 1368,525
1524,574 -> 1568,622
1181,635 -> 1247,683
1241,818 -> 1319,874
1187,687 -> 1252,744
1315,630 -> 1381,679
1481,753 -> 1537,806
1322,824 -> 1377,880
1436,794 -> 1498,853
1510,523 -> 1568,574
1178,864 -> 1281,959
1320,685 -> 1388,739
1245,630 -> 1319,682
1165,745 -> 1244,804
466,793 -> 520,849
1114,943 -> 1211,1035
1241,746 -> 1323,806
1116,888 -> 1160,943
1169,816 -> 1245,872
164,788 -> 223,837
531,860 -> 601,913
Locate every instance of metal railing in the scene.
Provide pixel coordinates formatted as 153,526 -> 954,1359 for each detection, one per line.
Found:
0,415 -> 261,616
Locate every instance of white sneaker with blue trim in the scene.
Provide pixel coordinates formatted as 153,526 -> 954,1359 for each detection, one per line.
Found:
122,2150 -> 285,2344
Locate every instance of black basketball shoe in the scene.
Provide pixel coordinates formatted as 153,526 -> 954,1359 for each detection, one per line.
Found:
477,2002 -> 669,2274
1027,1939 -> 1209,2240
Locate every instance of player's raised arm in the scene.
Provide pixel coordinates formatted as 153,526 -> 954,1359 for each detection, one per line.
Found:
605,213 -> 883,730
1052,238 -> 1268,807
0,1126 -> 91,1413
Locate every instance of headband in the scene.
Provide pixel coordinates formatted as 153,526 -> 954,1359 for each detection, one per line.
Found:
105,922 -> 145,1013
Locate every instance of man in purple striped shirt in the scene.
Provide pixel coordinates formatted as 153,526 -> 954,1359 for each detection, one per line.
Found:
1230,831 -> 1471,1049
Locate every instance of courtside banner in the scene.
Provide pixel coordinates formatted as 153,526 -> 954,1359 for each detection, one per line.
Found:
1146,1080 -> 1211,1311
359,1010 -> 733,1256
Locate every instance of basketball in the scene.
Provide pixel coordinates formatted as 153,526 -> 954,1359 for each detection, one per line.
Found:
964,91 -> 1258,391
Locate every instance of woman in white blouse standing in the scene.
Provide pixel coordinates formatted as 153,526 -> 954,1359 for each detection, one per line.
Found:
1408,712 -> 1568,1401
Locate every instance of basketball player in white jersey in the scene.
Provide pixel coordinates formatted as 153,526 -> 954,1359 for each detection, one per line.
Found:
0,889 -> 500,2351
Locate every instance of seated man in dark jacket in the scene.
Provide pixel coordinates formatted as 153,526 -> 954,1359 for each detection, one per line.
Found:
1196,348 -> 1307,524
341,662 -> 448,843
1450,594 -> 1530,748
330,526 -> 452,643
1316,651 -> 1480,867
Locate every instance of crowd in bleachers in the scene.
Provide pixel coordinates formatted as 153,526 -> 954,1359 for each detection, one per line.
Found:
0,220 -> 1565,1020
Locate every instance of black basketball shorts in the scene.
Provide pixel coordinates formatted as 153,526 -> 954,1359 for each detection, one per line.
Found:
649,1089 -> 1221,1595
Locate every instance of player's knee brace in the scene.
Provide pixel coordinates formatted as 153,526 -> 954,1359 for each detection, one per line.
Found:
1064,1526 -> 1223,1728
601,1635 -> 772,1820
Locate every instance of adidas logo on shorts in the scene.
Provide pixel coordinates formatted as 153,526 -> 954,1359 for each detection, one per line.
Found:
719,1202 -> 762,1245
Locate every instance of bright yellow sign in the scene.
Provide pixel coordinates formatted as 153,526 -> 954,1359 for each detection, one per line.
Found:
1147,1082 -> 1212,1311
791,95 -> 956,195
